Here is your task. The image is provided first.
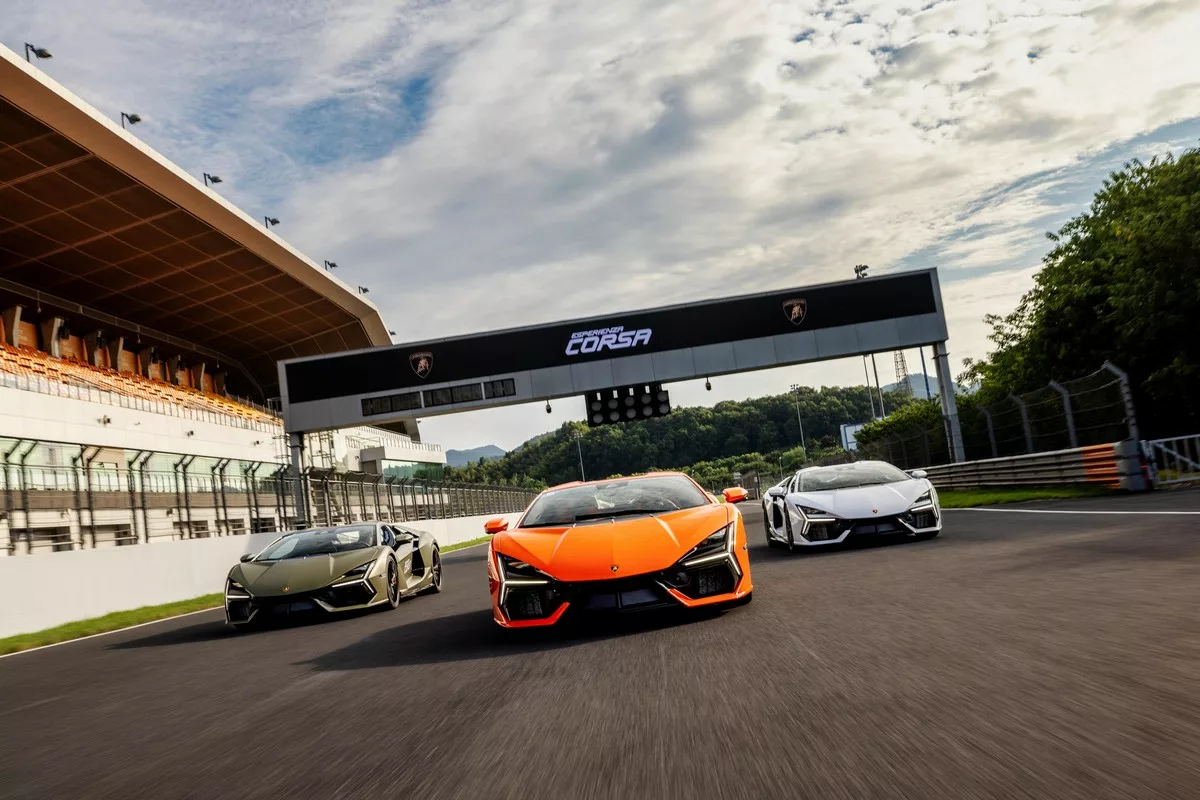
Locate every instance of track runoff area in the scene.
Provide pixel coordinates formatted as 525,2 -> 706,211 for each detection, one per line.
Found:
3,493 -> 1199,799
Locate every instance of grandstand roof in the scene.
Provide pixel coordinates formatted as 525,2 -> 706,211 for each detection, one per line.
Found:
0,46 -> 391,397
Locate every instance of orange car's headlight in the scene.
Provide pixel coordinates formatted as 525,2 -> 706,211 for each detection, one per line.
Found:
680,523 -> 735,567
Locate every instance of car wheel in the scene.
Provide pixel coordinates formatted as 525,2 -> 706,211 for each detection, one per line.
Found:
422,547 -> 443,594
385,557 -> 401,609
764,513 -> 781,549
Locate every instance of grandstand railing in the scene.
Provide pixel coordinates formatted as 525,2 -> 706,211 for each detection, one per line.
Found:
1,455 -> 536,555
0,370 -> 281,434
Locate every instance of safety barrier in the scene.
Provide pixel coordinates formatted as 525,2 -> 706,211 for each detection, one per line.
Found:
1143,435 -> 1200,486
922,440 -> 1150,491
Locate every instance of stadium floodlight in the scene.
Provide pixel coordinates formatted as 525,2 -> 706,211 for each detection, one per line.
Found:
357,286 -> 369,294
323,260 -> 338,271
24,43 -> 53,62
120,112 -> 141,129
203,172 -> 222,186
264,216 -> 280,228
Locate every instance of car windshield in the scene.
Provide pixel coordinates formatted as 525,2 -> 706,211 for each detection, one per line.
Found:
521,475 -> 710,527
255,525 -> 377,561
797,462 -> 910,492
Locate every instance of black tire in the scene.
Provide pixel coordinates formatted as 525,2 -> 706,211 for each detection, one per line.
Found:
784,509 -> 799,552
385,557 -> 401,609
422,547 -> 443,594
764,510 -> 781,549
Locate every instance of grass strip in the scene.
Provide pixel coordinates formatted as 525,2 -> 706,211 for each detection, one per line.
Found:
442,535 -> 491,552
938,484 -> 1114,508
0,593 -> 223,656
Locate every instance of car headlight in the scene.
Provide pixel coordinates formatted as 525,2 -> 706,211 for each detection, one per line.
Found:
681,523 -> 734,567
341,561 -> 373,578
226,577 -> 250,600
909,491 -> 934,510
795,504 -> 839,521
497,553 -> 552,585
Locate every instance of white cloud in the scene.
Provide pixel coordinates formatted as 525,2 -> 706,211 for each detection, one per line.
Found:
5,0 -> 1200,449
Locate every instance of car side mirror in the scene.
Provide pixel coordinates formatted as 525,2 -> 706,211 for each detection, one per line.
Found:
239,553 -> 254,563
484,518 -> 508,535
767,486 -> 786,498
909,469 -> 928,479
722,487 -> 749,503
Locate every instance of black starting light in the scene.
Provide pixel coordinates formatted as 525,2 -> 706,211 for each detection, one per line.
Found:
586,383 -> 671,427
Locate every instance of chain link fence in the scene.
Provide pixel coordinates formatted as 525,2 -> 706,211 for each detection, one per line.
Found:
1,441 -> 537,556
856,364 -> 1137,471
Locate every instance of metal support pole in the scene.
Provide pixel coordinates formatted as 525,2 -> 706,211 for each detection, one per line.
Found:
127,450 -> 145,545
862,357 -> 877,419
247,464 -> 261,534
180,455 -> 196,537
82,447 -> 98,547
385,476 -> 397,522
319,473 -> 332,525
574,433 -> 586,482
1047,381 -> 1078,449
218,459 -> 231,535
69,449 -> 83,551
138,453 -> 153,543
4,440 -> 24,555
931,341 -> 966,462
173,455 -> 186,538
919,347 -> 933,400
1101,361 -> 1140,442
357,473 -> 368,521
871,355 -> 887,417
16,442 -> 37,553
287,432 -> 308,528
397,478 -> 409,521
1009,394 -> 1034,453
980,407 -> 999,458
372,475 -> 382,520
210,460 -> 223,536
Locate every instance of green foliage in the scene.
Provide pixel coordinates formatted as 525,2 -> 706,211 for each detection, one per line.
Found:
960,148 -> 1200,436
444,386 -> 914,487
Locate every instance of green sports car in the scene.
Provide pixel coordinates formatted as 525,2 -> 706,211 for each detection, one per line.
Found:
224,521 -> 442,628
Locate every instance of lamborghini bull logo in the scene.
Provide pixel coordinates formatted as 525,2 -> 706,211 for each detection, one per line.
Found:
783,298 -> 807,326
409,351 -> 433,379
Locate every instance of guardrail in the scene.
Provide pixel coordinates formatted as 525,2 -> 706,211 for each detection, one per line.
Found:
1143,435 -> 1200,486
921,440 -> 1149,491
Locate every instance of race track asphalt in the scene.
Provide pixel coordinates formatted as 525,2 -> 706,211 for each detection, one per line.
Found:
2,490 -> 1199,800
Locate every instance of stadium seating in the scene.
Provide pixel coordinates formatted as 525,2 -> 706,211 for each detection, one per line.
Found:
0,344 -> 279,426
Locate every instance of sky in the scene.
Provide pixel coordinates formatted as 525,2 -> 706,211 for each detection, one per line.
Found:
6,0 -> 1200,451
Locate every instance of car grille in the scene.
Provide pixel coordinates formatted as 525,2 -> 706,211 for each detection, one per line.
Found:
314,581 -> 376,609
903,509 -> 939,529
847,516 -> 905,535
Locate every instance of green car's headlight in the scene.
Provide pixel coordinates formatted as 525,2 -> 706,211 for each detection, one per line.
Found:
340,561 -> 374,580
226,577 -> 250,600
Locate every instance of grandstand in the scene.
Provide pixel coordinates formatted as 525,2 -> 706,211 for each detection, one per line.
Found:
0,44 -> 447,554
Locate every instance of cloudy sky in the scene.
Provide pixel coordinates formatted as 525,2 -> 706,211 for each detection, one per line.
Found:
6,0 -> 1200,451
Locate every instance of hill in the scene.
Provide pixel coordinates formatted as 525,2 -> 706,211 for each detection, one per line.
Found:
445,445 -> 506,467
444,384 -> 919,488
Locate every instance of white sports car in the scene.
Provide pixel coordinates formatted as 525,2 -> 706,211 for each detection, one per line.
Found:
763,460 -> 941,550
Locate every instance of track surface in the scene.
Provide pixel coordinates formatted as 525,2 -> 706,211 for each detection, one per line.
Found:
3,492 -> 1200,799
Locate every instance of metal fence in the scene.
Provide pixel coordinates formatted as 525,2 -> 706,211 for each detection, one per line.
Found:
1143,434 -> 1200,486
1,448 -> 538,556
857,363 -> 1138,471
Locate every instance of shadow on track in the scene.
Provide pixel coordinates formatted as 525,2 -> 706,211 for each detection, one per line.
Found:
748,533 -> 939,561
300,606 -> 721,670
106,605 -> 379,650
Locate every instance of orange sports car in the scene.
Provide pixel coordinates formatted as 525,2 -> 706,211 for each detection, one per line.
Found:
483,472 -> 754,628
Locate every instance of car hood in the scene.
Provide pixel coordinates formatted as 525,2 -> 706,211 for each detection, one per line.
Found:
496,505 -> 732,582
231,548 -> 381,597
785,480 -> 930,518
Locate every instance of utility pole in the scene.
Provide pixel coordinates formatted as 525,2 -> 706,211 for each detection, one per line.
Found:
789,384 -> 807,453
573,432 -> 586,482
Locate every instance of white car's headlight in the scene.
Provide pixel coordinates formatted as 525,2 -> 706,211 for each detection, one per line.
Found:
795,504 -> 839,520
909,491 -> 934,510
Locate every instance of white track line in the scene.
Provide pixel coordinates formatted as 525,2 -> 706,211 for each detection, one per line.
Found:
0,605 -> 221,662
946,508 -> 1200,515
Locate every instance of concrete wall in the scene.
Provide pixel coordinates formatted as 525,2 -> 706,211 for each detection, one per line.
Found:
0,383 -> 278,462
0,512 -> 518,638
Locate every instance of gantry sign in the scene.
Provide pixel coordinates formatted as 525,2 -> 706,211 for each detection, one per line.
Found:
278,267 -> 965,460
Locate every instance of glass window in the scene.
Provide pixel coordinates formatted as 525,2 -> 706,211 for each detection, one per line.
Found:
520,475 -> 710,527
256,524 -> 378,561
451,383 -> 483,403
423,388 -> 453,407
485,379 -> 516,399
797,462 -> 910,492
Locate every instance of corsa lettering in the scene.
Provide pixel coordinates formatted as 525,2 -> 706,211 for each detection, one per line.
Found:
565,325 -> 653,356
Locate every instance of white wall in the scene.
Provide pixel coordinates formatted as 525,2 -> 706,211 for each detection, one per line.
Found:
0,384 -> 279,463
0,512 -> 518,638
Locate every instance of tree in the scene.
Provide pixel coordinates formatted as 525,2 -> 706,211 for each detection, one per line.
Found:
960,149 -> 1200,436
